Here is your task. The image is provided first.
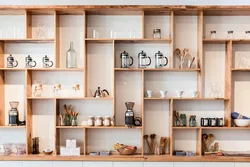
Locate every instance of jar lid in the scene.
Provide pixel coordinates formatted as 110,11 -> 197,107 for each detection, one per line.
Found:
88,116 -> 94,118
246,31 -> 250,33
211,30 -> 216,33
228,30 -> 234,33
217,117 -> 223,119
155,51 -> 163,57
96,116 -> 102,118
153,29 -> 161,33
104,116 -> 110,118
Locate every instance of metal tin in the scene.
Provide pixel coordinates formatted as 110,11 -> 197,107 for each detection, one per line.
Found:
201,117 -> 209,127
216,117 -> 224,127
209,118 -> 216,127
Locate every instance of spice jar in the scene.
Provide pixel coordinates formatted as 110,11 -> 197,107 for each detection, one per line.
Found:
210,31 -> 216,39
189,115 -> 197,127
227,31 -> 234,39
216,117 -> 224,127
245,31 -> 250,39
201,117 -> 209,127
103,116 -> 111,126
209,118 -> 216,127
95,116 -> 103,126
180,114 -> 187,126
153,29 -> 161,39
87,116 -> 94,126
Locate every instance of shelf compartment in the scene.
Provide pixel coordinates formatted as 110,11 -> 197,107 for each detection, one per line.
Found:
232,68 -> 250,71
85,38 -> 113,43
203,39 -> 229,44
143,68 -> 201,71
27,68 -> 84,71
173,127 -> 200,130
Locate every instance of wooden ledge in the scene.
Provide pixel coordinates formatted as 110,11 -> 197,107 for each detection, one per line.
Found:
1,155 -> 250,162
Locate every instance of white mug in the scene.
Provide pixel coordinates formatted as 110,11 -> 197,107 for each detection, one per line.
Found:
160,90 -> 168,98
192,91 -> 199,98
176,91 -> 184,98
146,90 -> 153,98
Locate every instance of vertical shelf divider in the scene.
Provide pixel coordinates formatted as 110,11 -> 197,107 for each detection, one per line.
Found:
141,69 -> 144,155
25,70 -> 32,155
169,99 -> 173,156
225,40 -> 232,127
170,11 -> 174,68
142,11 -> 145,39
54,11 -> 60,68
198,11 -> 203,98
197,128 -> 202,156
25,10 -> 32,39
0,41 -> 4,68
0,70 -> 4,126
112,40 -> 115,125
53,98 -> 57,154
84,128 -> 87,155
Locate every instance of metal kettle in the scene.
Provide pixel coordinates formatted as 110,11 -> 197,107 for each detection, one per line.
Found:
89,87 -> 109,98
155,51 -> 168,68
120,51 -> 133,68
138,51 -> 151,68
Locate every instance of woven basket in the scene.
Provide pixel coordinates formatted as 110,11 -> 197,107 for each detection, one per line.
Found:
117,147 -> 137,155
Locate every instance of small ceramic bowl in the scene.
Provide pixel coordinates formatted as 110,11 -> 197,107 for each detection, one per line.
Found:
234,119 -> 250,127
43,148 -> 53,155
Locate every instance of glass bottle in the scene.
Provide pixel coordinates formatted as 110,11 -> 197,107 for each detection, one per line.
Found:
210,31 -> 216,39
66,42 -> 77,68
227,31 -> 234,39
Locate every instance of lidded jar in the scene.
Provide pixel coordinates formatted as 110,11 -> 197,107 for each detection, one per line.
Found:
95,116 -> 103,126
245,31 -> 250,39
103,116 -> 111,126
87,116 -> 94,126
210,31 -> 216,39
227,31 -> 234,39
120,51 -> 133,68
153,29 -> 161,39
155,51 -> 168,68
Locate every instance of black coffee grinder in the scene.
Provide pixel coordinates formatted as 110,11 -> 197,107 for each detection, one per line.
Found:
125,102 -> 134,128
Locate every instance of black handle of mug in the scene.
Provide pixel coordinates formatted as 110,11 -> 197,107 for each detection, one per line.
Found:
164,57 -> 168,66
147,57 -> 151,66
103,89 -> 109,96
130,57 -> 133,66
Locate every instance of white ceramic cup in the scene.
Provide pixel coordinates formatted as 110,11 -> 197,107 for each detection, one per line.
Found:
176,91 -> 184,98
192,91 -> 199,98
160,90 -> 168,98
146,90 -> 153,98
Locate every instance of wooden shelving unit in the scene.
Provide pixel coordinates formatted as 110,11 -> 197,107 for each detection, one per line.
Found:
1,5 -> 250,162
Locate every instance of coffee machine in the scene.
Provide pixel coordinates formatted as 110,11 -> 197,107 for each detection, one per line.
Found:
125,102 -> 134,128
9,101 -> 19,126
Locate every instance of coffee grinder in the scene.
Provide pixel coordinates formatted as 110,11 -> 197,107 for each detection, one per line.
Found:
9,101 -> 19,126
125,102 -> 134,128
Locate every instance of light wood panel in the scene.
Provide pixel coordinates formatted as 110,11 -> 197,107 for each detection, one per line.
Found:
26,70 -> 32,154
170,11 -> 174,68
225,40 -> 232,127
141,70 -> 144,155
169,99 -> 173,156
25,10 -> 32,38
0,41 -> 4,68
0,70 -> 4,125
54,11 -> 60,68
198,11 -> 203,98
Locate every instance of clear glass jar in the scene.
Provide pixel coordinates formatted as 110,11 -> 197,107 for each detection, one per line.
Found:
103,116 -> 111,126
53,84 -> 61,97
95,116 -> 103,126
71,117 -> 77,126
210,31 -> 216,39
245,31 -> 250,39
227,31 -> 234,39
88,116 -> 94,126
153,29 -> 161,39
66,42 -> 77,68
33,80 -> 44,97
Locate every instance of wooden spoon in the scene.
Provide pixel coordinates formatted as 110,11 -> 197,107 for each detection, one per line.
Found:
174,48 -> 182,61
189,57 -> 195,69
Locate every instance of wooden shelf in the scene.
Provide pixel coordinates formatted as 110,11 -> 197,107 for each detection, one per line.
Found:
27,97 -> 55,100
85,38 -> 113,43
115,38 -> 172,43
173,127 -> 201,130
56,126 -> 142,129
144,98 -> 229,100
114,68 -> 201,71
232,68 -> 250,71
0,38 -> 54,43
27,97 -> 113,100
0,68 -> 84,71
0,68 -> 26,71
203,39 -> 250,44
0,126 -> 26,129
173,126 -> 250,130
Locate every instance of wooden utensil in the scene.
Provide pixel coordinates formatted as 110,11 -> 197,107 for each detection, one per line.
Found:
150,134 -> 156,154
174,48 -> 182,60
144,135 -> 153,154
189,57 -> 195,68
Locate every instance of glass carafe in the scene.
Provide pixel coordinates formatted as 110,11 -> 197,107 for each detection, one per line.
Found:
33,80 -> 44,97
42,55 -> 53,68
66,42 -> 77,68
155,51 -> 168,68
120,51 -> 133,68
9,101 -> 19,126
25,55 -> 37,68
138,51 -> 151,68
7,54 -> 18,68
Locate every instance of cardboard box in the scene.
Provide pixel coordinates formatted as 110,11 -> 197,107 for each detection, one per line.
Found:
66,139 -> 76,148
71,147 -> 80,156
60,147 -> 80,156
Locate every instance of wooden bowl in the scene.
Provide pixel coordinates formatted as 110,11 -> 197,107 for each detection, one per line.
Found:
117,147 -> 137,155
43,149 -> 53,155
